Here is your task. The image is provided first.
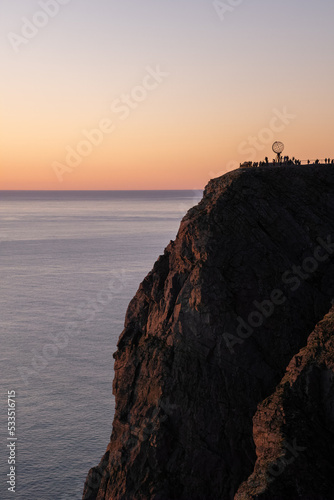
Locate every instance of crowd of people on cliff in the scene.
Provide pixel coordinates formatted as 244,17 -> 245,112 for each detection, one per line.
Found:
241,157 -> 333,168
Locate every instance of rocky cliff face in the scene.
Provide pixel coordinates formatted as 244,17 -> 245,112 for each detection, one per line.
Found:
235,305 -> 334,500
83,165 -> 334,500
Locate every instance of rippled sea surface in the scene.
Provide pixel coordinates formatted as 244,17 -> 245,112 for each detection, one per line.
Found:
0,190 -> 202,500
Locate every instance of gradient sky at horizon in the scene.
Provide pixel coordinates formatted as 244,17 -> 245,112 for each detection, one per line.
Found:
1,0 -> 334,189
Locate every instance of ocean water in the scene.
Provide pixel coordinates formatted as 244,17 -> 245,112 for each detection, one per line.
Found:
0,190 -> 202,500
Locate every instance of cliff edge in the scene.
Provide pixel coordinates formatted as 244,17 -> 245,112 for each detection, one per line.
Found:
83,165 -> 334,500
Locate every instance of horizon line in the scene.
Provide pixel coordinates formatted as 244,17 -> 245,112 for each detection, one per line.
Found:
0,188 -> 203,192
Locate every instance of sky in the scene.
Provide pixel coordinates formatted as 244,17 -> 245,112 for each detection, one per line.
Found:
1,0 -> 334,190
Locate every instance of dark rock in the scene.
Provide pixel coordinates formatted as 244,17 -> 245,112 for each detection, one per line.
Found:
83,165 -> 334,499
235,306 -> 334,500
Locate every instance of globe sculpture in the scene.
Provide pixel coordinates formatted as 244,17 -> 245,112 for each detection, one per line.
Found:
272,141 -> 284,162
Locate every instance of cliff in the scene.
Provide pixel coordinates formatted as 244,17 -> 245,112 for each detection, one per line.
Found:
235,306 -> 334,500
83,165 -> 334,500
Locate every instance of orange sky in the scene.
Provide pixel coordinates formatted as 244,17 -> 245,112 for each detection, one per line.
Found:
1,0 -> 334,190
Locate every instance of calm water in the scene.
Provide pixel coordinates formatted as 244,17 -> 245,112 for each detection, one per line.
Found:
0,190 -> 202,500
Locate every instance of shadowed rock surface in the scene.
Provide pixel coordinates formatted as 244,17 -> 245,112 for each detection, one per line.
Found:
235,306 -> 334,500
83,165 -> 334,500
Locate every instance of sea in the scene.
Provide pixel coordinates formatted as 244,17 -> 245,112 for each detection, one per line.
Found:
0,190 -> 202,500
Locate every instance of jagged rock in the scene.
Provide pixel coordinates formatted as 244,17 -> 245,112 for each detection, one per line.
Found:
83,166 -> 334,500
235,306 -> 334,500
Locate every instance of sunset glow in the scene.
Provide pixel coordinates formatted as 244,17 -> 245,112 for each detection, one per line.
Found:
1,0 -> 334,190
